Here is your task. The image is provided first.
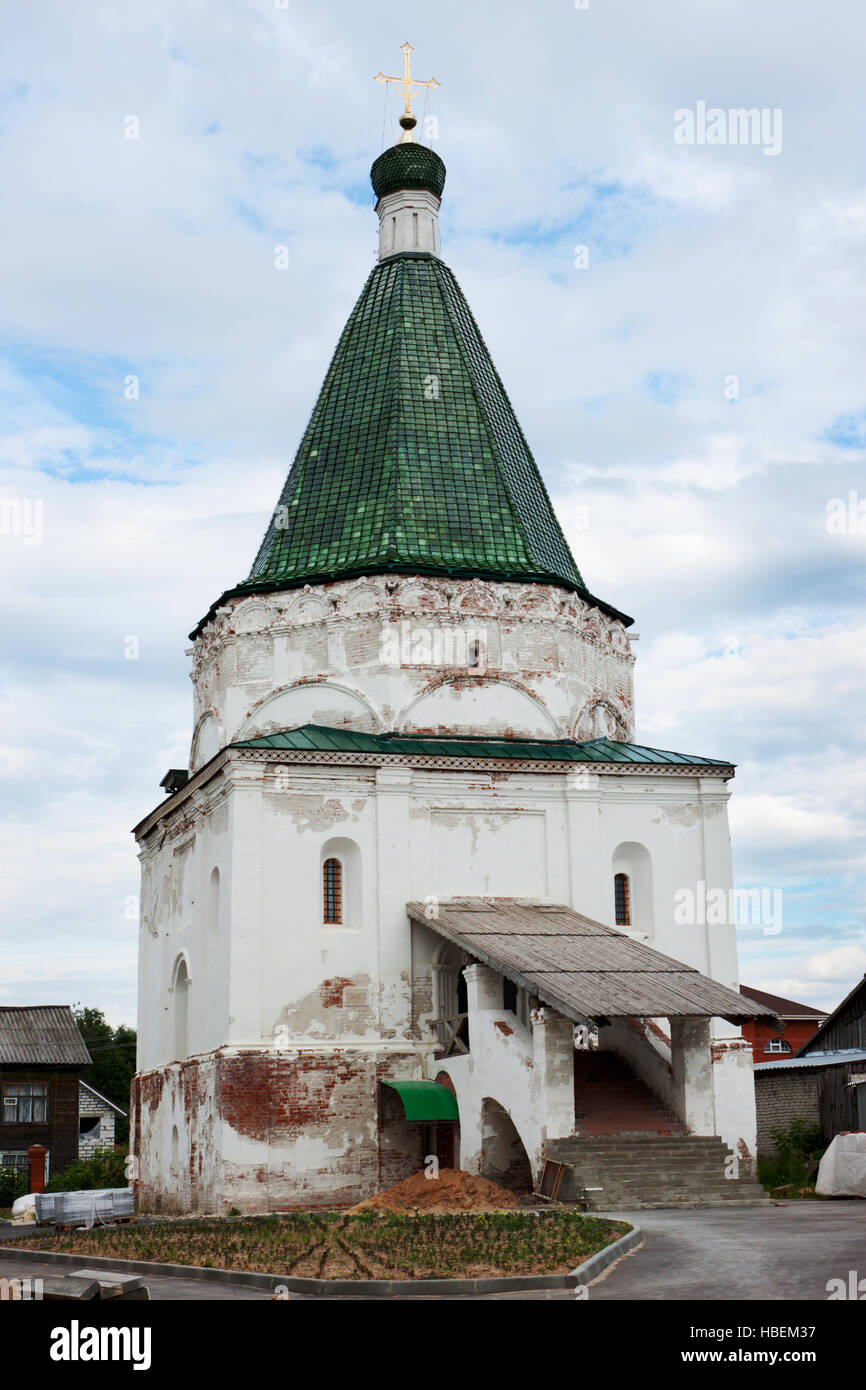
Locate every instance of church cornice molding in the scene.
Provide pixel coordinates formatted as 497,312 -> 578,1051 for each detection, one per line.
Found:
133,744 -> 734,841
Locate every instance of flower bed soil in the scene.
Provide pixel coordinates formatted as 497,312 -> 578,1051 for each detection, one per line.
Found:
12,1208 -> 630,1281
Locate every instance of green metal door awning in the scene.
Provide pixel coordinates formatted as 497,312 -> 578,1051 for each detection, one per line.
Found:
382,1080 -> 459,1122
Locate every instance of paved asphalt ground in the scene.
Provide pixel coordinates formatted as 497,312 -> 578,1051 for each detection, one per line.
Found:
1,1202 -> 864,1300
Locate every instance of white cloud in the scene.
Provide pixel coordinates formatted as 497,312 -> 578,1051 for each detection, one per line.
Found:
799,945 -> 866,982
731,796 -> 852,849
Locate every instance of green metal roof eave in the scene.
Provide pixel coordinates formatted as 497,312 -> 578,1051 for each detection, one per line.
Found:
381,1080 -> 458,1121
133,727 -> 734,841
376,249 -> 440,267
229,723 -> 734,769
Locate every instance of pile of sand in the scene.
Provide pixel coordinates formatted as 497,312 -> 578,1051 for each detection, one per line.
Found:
349,1168 -> 519,1214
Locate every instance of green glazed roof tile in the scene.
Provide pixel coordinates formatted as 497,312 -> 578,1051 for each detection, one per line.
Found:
240,252 -> 587,598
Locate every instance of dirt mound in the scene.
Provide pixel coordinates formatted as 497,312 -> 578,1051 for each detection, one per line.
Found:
349,1168 -> 519,1214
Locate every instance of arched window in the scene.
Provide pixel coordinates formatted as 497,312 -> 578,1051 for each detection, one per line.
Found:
612,842 -> 653,937
764,1037 -> 792,1055
320,838 -> 361,930
614,872 -> 631,926
208,867 -> 220,933
172,958 -> 190,1060
323,858 -> 342,925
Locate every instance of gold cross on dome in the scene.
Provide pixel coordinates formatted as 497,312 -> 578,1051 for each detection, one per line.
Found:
374,42 -> 439,118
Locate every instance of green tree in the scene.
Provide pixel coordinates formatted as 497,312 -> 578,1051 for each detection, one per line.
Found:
73,1006 -> 137,1145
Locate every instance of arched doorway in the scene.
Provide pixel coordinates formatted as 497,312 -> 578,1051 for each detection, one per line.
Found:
480,1098 -> 533,1195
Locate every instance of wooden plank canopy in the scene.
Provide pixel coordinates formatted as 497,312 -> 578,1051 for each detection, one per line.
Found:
406,899 -> 780,1027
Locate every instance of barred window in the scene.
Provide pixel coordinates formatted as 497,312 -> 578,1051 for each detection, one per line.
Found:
614,872 -> 630,927
3,1083 -> 48,1123
323,858 -> 342,925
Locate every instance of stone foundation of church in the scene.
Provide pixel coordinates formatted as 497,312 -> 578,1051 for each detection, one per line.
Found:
131,1047 -> 427,1213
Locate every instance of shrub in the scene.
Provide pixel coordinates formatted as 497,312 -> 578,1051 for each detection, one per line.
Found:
45,1147 -> 128,1193
758,1119 -> 825,1194
0,1165 -> 29,1207
771,1118 -> 823,1160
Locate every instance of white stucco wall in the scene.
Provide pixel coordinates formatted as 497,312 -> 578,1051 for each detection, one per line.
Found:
138,755 -> 741,1064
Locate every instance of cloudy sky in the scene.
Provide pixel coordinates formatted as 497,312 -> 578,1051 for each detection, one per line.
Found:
1,0 -> 863,1027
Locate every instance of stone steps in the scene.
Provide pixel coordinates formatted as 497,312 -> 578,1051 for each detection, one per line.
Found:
573,1051 -> 683,1135
547,1133 -> 767,1210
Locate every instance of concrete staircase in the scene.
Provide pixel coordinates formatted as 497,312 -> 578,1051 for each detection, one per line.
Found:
553,1052 -> 768,1208
573,1050 -> 682,1135
547,1134 -> 768,1210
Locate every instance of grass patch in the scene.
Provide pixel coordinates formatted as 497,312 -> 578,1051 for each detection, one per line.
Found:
9,1210 -> 630,1280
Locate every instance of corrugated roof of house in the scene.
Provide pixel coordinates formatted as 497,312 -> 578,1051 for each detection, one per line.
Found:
0,1006 -> 91,1067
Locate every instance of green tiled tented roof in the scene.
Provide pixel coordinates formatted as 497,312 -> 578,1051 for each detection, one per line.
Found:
236,251 -> 596,606
231,724 -> 733,769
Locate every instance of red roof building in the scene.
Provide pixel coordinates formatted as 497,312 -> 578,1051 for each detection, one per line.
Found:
739,986 -> 827,1063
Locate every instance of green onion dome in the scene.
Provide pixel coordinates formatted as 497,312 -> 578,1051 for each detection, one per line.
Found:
370,120 -> 446,201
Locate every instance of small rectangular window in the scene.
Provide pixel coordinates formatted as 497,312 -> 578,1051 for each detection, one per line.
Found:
614,873 -> 630,927
323,859 -> 342,925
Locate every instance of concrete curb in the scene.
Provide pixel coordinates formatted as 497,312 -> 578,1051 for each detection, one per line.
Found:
569,1223 -> 643,1284
0,1221 -> 641,1298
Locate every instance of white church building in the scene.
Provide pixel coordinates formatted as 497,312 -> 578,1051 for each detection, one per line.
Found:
131,87 -> 775,1213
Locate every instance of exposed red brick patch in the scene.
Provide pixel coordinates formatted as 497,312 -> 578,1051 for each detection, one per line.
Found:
321,977 -> 354,1009
137,1068 -> 166,1112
